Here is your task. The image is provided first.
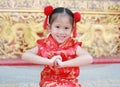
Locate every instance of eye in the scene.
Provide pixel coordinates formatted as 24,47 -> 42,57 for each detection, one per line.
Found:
56,26 -> 60,28
65,27 -> 69,30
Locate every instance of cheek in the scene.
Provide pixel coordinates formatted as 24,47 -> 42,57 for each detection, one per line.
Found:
66,29 -> 73,35
50,29 -> 58,35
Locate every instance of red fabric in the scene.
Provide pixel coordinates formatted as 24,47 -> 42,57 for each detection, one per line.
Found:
37,34 -> 82,87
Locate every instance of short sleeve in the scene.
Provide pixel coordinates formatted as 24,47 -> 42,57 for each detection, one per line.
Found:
36,39 -> 45,56
36,39 -> 44,45
76,42 -> 82,47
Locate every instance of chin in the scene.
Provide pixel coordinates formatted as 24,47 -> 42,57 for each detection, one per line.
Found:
56,39 -> 65,43
55,38 -> 63,43
57,41 -> 64,44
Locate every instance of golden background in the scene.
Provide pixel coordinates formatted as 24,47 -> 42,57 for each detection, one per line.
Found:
0,0 -> 120,59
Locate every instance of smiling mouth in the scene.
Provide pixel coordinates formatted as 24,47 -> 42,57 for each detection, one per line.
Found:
56,35 -> 66,40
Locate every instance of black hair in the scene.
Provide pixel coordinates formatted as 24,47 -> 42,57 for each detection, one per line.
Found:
49,7 -> 74,25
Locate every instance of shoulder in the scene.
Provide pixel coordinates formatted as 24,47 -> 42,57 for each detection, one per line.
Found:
76,41 -> 82,47
73,38 -> 82,47
36,39 -> 45,44
36,35 -> 50,44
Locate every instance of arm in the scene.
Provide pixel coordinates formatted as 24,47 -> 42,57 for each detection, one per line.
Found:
57,46 -> 93,67
22,46 -> 60,66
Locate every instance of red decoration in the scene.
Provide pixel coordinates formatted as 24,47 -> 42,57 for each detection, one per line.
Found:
73,12 -> 81,38
74,12 -> 81,23
44,6 -> 54,16
43,6 -> 54,29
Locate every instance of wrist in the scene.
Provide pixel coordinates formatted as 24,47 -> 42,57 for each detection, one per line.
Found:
42,58 -> 53,66
49,59 -> 54,66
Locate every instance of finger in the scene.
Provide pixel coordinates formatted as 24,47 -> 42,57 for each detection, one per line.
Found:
54,60 -> 58,67
56,55 -> 62,61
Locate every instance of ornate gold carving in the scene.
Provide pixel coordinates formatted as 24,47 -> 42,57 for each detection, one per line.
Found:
0,0 -> 119,59
0,12 -> 45,59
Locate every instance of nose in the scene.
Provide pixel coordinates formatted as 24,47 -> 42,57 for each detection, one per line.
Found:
58,28 -> 64,33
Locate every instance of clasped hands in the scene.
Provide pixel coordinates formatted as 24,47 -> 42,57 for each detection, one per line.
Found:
50,55 -> 62,67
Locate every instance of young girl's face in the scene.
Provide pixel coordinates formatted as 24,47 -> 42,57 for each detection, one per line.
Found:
49,14 -> 73,43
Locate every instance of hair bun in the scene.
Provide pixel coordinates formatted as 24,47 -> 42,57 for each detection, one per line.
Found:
74,12 -> 81,23
44,6 -> 54,16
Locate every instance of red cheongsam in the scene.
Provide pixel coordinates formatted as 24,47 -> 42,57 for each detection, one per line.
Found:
37,34 -> 82,87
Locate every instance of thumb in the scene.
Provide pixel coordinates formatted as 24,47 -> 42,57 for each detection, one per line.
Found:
55,58 -> 62,67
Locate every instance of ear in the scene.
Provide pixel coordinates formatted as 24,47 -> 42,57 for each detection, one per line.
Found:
46,24 -> 51,32
46,24 -> 50,29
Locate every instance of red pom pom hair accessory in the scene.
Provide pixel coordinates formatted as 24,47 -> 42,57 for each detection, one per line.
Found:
73,12 -> 81,38
43,6 -> 54,29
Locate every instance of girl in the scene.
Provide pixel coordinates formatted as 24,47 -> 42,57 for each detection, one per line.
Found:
22,6 -> 93,87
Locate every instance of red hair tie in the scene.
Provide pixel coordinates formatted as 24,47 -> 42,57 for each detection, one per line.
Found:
73,12 -> 81,38
43,6 -> 54,29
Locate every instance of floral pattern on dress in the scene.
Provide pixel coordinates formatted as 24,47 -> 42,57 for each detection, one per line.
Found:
37,34 -> 82,87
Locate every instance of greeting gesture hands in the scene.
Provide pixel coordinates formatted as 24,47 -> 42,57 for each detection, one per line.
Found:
50,55 -> 62,67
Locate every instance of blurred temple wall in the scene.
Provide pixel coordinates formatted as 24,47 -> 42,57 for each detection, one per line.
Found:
0,0 -> 120,60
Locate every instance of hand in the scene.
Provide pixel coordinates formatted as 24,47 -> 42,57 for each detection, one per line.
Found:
55,58 -> 62,68
50,55 -> 62,66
